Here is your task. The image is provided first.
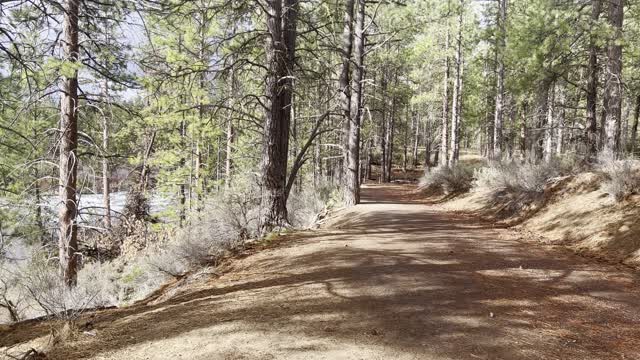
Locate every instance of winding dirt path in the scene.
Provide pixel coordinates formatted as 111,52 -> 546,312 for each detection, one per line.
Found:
4,184 -> 640,359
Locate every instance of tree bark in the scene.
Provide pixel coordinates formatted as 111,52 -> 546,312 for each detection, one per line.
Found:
260,0 -> 298,232
412,113 -> 420,168
493,0 -> 507,160
603,0 -> 624,157
630,95 -> 640,155
544,82 -> 556,162
344,0 -> 364,206
440,29 -> 451,167
380,75 -> 388,182
585,0 -> 601,157
101,80 -> 111,229
339,0 -> 355,188
225,66 -> 235,189
448,2 -> 463,168
556,84 -> 565,155
59,0 -> 80,287
520,101 -> 528,160
532,80 -> 551,161
386,90 -> 396,182
424,116 -> 432,168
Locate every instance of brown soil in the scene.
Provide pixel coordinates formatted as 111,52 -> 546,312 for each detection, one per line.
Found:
3,184 -> 640,359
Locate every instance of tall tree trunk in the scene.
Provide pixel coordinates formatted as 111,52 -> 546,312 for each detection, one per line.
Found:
178,118 -> 186,227
532,80 -> 550,161
448,2 -> 463,168
493,0 -> 507,160
59,0 -> 80,287
281,0 -> 298,174
380,75 -> 388,182
585,0 -> 601,157
260,0 -> 298,232
225,66 -> 235,189
440,29 -> 451,167
483,49 -> 495,159
544,82 -> 556,162
402,109 -> 408,172
101,80 -> 111,229
412,113 -> 420,168
344,0 -> 364,206
603,0 -> 624,157
386,90 -> 396,182
424,116 -> 432,168
520,100 -> 528,160
556,84 -> 565,155
630,95 -> 640,155
340,0 -> 355,190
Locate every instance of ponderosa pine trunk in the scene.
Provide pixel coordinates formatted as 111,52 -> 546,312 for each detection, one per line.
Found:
448,2 -> 463,168
520,100 -> 528,160
424,116 -> 432,168
225,66 -> 235,189
59,0 -> 80,287
440,29 -> 451,167
544,82 -> 556,162
260,0 -> 298,232
339,0 -> 354,189
556,84 -> 565,155
586,0 -> 601,157
412,113 -> 420,168
630,95 -> 640,155
344,0 -> 364,206
101,80 -> 111,229
603,0 -> 624,157
493,0 -> 507,160
380,75 -> 389,182
532,80 -> 551,161
386,87 -> 396,181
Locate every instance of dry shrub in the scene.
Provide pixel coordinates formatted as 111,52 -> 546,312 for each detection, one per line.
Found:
419,164 -> 474,195
0,266 -> 23,322
473,159 -> 576,217
12,254 -> 109,321
287,186 -> 330,228
146,181 -> 261,277
0,248 -> 167,324
598,152 -> 640,202
475,162 -> 556,194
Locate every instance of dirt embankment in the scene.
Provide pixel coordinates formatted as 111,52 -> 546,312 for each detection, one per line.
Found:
435,172 -> 640,268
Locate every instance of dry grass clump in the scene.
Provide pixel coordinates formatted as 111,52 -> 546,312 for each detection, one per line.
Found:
418,164 -> 474,195
597,152 -> 640,202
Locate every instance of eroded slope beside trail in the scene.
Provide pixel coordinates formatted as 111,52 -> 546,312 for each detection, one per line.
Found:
3,184 -> 640,359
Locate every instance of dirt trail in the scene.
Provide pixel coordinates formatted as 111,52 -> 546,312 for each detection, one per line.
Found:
4,184 -> 640,359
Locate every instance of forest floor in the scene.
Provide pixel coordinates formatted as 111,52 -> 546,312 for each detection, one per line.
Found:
3,184 -> 640,359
